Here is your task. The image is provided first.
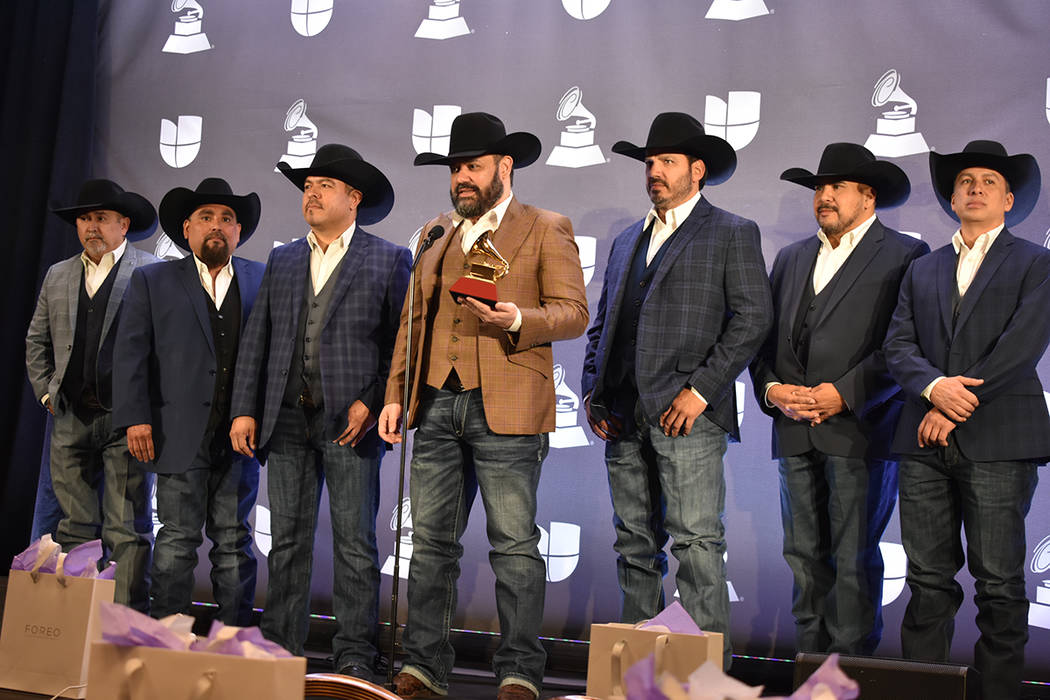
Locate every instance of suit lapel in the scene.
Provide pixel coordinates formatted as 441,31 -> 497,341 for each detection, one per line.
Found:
176,255 -> 216,356
66,259 -> 82,337
418,215 -> 458,316
231,256 -> 259,328
100,246 -> 137,344
814,221 -> 884,327
647,198 -> 713,294
490,198 -> 533,267
321,230 -> 371,331
287,239 -> 310,328
602,220 -> 648,343
781,237 -> 820,367
936,246 -> 957,338
953,228 -> 1014,337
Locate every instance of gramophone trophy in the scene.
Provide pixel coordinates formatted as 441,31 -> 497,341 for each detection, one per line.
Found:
449,232 -> 509,308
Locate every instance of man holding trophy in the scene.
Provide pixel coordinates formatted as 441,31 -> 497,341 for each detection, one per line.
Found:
378,112 -> 589,700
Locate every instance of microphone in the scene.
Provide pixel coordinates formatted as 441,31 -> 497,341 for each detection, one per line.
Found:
412,225 -> 445,270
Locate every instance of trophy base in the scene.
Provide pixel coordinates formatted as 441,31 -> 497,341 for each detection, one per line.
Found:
550,425 -> 589,449
415,17 -> 470,40
863,131 -> 929,158
546,144 -> 605,168
450,277 -> 498,308
162,32 -> 212,54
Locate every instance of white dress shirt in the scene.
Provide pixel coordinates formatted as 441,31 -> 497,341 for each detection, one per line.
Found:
643,191 -> 702,265
812,214 -> 876,293
80,238 -> 127,298
194,254 -> 235,308
450,193 -> 522,332
307,223 -> 355,295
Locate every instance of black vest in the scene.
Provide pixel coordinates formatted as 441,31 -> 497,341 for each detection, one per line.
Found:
202,277 -> 242,441
791,252 -> 846,371
283,258 -> 343,410
605,223 -> 675,390
62,255 -> 123,420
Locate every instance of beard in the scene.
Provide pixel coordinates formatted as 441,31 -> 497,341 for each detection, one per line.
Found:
451,169 -> 504,219
198,235 -> 232,268
647,171 -> 693,211
816,204 -> 863,237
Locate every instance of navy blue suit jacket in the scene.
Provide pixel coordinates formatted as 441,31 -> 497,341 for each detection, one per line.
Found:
750,220 -> 929,460
582,196 -> 773,440
113,255 -> 266,474
230,230 -> 411,460
884,228 -> 1050,462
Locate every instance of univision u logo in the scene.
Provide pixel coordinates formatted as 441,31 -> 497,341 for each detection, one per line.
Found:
159,115 -> 202,168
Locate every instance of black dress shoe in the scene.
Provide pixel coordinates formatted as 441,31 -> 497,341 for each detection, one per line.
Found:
337,663 -> 374,682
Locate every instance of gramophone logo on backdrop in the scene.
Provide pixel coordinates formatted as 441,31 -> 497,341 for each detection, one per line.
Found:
880,541 -> 907,606
276,99 -> 318,171
254,506 -> 273,557
704,92 -> 761,150
550,364 -> 589,449
705,0 -> 769,21
1030,534 -> 1050,629
674,552 -> 741,602
159,115 -> 202,168
735,380 -> 745,426
154,236 -> 187,261
412,105 -> 462,155
578,236 -> 596,286
561,0 -> 612,20
539,522 -> 581,582
863,69 -> 929,158
162,0 -> 212,54
381,498 -> 413,579
415,0 -> 471,40
546,86 -> 605,169
290,0 -> 334,37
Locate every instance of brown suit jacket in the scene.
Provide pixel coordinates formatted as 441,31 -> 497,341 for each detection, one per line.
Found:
385,197 -> 589,434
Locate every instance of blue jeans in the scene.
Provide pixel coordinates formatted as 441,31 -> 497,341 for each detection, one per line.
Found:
401,387 -> 548,697
151,453 -> 259,625
32,413 -> 64,540
779,451 -> 897,654
50,408 -> 152,611
604,403 -> 731,666
898,449 -> 1038,700
261,405 -> 382,670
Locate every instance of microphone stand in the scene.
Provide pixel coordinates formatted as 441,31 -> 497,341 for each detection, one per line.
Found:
386,225 -> 443,688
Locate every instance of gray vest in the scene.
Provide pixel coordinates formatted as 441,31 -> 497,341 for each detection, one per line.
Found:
283,261 -> 342,409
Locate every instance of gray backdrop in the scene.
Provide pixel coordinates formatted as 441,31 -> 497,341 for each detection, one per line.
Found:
94,0 -> 1050,678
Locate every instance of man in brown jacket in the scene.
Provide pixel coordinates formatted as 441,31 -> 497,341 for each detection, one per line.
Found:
379,112 -> 588,700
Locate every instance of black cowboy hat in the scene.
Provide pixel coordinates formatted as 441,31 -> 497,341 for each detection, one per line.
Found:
413,112 -> 542,169
780,142 -> 910,209
50,179 -> 158,242
278,144 -> 395,225
929,140 -> 1041,226
611,112 -> 737,185
159,178 -> 262,252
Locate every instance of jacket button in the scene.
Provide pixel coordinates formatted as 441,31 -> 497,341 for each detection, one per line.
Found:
449,354 -> 458,361
202,401 -> 211,407
281,369 -> 288,376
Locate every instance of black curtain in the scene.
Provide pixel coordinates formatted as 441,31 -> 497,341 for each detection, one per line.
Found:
0,1 -> 99,566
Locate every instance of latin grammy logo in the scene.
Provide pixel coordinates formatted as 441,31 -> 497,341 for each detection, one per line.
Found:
412,105 -> 462,155
276,99 -> 318,172
704,92 -> 761,150
1030,534 -> 1050,629
549,364 -> 589,449
415,0 -> 471,40
154,235 -> 187,261
539,522 -> 581,582
561,0 -> 612,20
863,69 -> 930,158
545,86 -> 606,169
735,380 -> 746,427
705,0 -> 770,21
577,235 -> 596,286
879,541 -> 907,606
161,0 -> 212,54
290,0 -> 334,37
381,498 -> 414,579
253,505 -> 273,557
159,115 -> 202,168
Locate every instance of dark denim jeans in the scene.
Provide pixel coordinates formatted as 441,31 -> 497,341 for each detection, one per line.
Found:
261,405 -> 382,670
779,451 -> 897,654
31,413 -> 64,540
50,408 -> 152,611
400,387 -> 548,697
151,453 -> 259,625
898,450 -> 1038,700
604,404 -> 731,666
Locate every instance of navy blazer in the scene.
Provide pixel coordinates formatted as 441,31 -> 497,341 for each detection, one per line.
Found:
112,255 -> 265,474
884,228 -> 1050,462
582,196 -> 773,440
230,230 -> 411,460
750,220 -> 929,460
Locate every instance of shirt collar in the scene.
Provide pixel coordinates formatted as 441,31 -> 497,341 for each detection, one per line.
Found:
193,253 -> 234,280
644,190 -> 702,233
451,191 -> 515,232
307,222 -> 356,253
816,213 -> 877,249
952,223 -> 1004,255
81,237 -> 128,269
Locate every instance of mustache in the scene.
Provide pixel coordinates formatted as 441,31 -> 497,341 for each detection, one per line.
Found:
647,178 -> 667,188
455,185 -> 480,196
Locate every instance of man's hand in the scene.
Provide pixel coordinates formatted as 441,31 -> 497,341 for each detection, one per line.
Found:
929,375 -> 983,422
767,384 -> 820,423
918,407 -> 956,448
378,403 -> 403,444
659,388 -> 707,437
336,400 -> 376,447
803,382 -> 847,425
585,394 -> 623,441
230,416 -> 257,457
126,424 -> 155,462
460,297 -> 519,330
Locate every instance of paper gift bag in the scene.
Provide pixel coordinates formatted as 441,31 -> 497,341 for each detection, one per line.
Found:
0,569 -> 115,698
585,622 -> 724,699
86,642 -> 306,699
